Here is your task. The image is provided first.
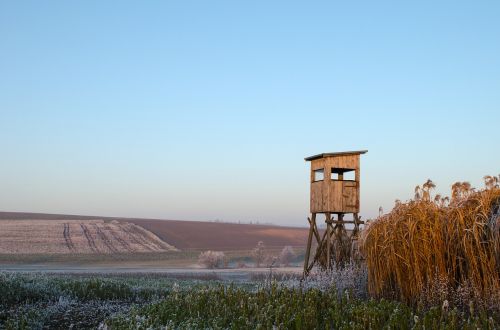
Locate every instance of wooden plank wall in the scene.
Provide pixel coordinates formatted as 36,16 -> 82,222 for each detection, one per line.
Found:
310,155 -> 360,213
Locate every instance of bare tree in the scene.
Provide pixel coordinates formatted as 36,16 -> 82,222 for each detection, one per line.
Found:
264,254 -> 278,268
279,245 -> 296,267
198,250 -> 225,269
251,241 -> 266,267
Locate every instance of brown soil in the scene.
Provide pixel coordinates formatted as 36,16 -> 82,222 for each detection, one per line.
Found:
127,219 -> 309,250
0,212 -> 309,251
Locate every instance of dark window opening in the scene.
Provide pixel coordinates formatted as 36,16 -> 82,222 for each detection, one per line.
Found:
313,169 -> 324,181
331,168 -> 355,181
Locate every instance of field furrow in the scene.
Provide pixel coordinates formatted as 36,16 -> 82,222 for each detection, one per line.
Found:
104,224 -> 134,252
80,223 -> 100,253
63,223 -> 76,252
0,219 -> 176,255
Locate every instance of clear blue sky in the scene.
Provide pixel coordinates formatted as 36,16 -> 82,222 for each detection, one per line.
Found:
1,1 -> 499,226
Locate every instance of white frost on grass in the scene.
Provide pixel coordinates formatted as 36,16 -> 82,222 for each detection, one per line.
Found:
282,262 -> 368,299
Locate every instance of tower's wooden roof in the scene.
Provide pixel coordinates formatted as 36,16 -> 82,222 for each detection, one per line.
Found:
304,150 -> 368,161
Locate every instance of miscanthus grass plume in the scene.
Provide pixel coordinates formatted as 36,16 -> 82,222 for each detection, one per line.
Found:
361,175 -> 500,309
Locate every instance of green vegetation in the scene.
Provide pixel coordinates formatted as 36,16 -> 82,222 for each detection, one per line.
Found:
0,250 -> 196,264
0,272 -> 217,329
0,272 -> 498,329
108,284 -> 498,330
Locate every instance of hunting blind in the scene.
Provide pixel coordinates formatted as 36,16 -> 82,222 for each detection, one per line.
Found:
303,150 -> 367,275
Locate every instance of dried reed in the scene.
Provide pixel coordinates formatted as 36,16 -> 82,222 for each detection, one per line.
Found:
361,176 -> 500,305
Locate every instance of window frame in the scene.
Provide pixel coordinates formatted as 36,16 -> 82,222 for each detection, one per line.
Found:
313,168 -> 325,182
331,168 -> 356,181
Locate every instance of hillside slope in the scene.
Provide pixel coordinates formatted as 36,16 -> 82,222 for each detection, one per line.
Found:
128,219 -> 309,250
0,212 -> 309,251
0,219 -> 176,254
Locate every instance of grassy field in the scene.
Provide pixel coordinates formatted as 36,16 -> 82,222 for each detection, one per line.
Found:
0,251 -> 197,266
1,271 -> 498,329
0,247 -> 306,270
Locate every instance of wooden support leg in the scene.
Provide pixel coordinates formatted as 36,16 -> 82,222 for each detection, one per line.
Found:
306,212 -> 360,275
350,213 -> 364,263
303,213 -> 316,276
351,213 -> 358,237
335,213 -> 344,266
308,223 -> 329,273
304,212 -> 365,276
326,213 -> 331,270
312,221 -> 321,243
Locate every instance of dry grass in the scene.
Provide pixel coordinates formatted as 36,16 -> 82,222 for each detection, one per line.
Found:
361,176 -> 500,306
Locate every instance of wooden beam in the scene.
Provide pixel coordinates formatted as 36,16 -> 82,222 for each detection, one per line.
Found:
312,220 -> 321,243
310,226 -> 329,271
326,213 -> 331,270
329,220 -> 364,224
303,214 -> 316,276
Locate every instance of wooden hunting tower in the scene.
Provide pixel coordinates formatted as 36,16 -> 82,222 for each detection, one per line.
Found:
303,150 -> 367,275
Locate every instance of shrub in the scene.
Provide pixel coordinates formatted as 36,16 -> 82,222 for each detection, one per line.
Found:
279,246 -> 296,266
198,251 -> 225,269
251,241 -> 266,267
263,255 -> 278,268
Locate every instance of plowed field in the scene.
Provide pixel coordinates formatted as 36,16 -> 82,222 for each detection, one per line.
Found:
0,219 -> 176,254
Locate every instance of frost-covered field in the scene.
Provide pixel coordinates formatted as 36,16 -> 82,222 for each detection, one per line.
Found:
0,220 -> 176,254
1,269 -> 498,329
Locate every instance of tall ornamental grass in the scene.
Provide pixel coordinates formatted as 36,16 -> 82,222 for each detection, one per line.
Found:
361,176 -> 500,306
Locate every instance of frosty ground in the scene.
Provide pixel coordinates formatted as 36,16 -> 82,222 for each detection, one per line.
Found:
1,267 -> 498,329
